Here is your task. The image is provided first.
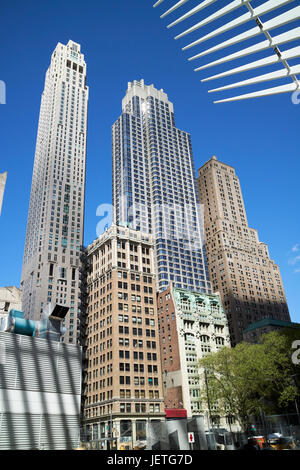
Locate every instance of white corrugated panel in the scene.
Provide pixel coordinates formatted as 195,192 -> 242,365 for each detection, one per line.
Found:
0,412 -> 80,450
40,414 -> 80,450
0,332 -> 82,449
56,343 -> 82,396
0,413 -> 41,450
0,333 -> 20,389
0,332 -> 82,395
16,336 -> 60,393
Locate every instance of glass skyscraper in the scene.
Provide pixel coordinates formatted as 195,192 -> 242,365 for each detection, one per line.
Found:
112,79 -> 211,293
21,40 -> 88,344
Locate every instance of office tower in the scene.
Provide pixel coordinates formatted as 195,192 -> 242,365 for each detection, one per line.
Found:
0,172 -> 7,215
21,40 -> 89,344
83,225 -> 165,450
157,286 -> 232,424
112,79 -> 211,294
197,156 -> 290,345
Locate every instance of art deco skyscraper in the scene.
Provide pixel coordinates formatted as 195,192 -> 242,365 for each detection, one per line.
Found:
21,40 -> 89,344
112,80 -> 211,295
197,156 -> 290,345
0,172 -> 7,216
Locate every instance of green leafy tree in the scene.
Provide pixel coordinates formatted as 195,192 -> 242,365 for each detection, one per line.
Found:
198,331 -> 300,432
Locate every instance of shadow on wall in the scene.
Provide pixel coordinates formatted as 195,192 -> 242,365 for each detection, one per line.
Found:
0,331 -> 82,450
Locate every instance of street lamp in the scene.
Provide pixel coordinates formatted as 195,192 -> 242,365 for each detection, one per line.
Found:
204,368 -> 217,450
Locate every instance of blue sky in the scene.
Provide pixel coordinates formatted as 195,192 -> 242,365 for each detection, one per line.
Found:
0,0 -> 299,322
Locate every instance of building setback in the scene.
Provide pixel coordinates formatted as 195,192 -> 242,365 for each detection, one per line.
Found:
197,156 -> 290,345
0,172 -> 7,216
83,225 -> 165,450
21,40 -> 88,344
112,79 -> 211,294
157,285 -> 231,424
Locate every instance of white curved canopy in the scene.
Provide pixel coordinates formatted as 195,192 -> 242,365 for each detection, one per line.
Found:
153,0 -> 300,102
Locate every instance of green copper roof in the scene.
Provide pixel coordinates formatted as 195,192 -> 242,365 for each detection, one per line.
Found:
244,318 -> 300,334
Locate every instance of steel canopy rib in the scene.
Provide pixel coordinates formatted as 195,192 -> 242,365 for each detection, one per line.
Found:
153,0 -> 165,8
214,82 -> 299,102
152,0 -> 300,101
167,0 -> 218,28
208,64 -> 300,92
201,46 -> 300,82
194,27 -> 300,71
175,0 -> 253,40
161,0 -> 191,18
183,2 -> 298,52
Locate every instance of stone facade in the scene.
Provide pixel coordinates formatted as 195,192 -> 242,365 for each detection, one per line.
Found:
197,156 -> 290,345
83,225 -> 165,450
157,284 -> 237,432
21,41 -> 88,345
0,286 -> 22,318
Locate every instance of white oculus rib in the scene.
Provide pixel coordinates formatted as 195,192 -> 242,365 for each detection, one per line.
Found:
152,0 -> 300,102
160,0 -> 191,18
193,27 -> 300,71
153,0 -> 165,7
208,64 -> 300,92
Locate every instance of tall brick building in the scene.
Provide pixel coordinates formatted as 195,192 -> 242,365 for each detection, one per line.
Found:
82,225 -> 165,449
197,156 -> 290,345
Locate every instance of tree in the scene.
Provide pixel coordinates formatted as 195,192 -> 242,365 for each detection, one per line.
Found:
258,330 -> 300,412
198,331 -> 300,433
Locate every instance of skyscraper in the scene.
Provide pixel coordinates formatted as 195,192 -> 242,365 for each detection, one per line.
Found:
21,40 -> 89,344
197,156 -> 290,345
112,80 -> 211,294
0,172 -> 7,216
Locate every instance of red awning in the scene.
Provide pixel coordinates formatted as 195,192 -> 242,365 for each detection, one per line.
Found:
165,409 -> 187,419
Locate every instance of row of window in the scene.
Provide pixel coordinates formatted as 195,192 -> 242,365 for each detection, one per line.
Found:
120,403 -> 160,413
119,363 -> 158,373
119,338 -> 157,349
119,351 -> 157,361
120,376 -> 159,386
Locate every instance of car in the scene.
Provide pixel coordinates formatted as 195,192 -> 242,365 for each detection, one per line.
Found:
268,436 -> 296,450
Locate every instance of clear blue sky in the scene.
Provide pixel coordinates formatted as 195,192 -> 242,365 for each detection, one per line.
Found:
0,0 -> 299,322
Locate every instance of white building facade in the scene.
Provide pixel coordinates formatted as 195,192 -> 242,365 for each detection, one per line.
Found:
21,40 -> 88,344
0,286 -> 22,319
158,285 -> 239,431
